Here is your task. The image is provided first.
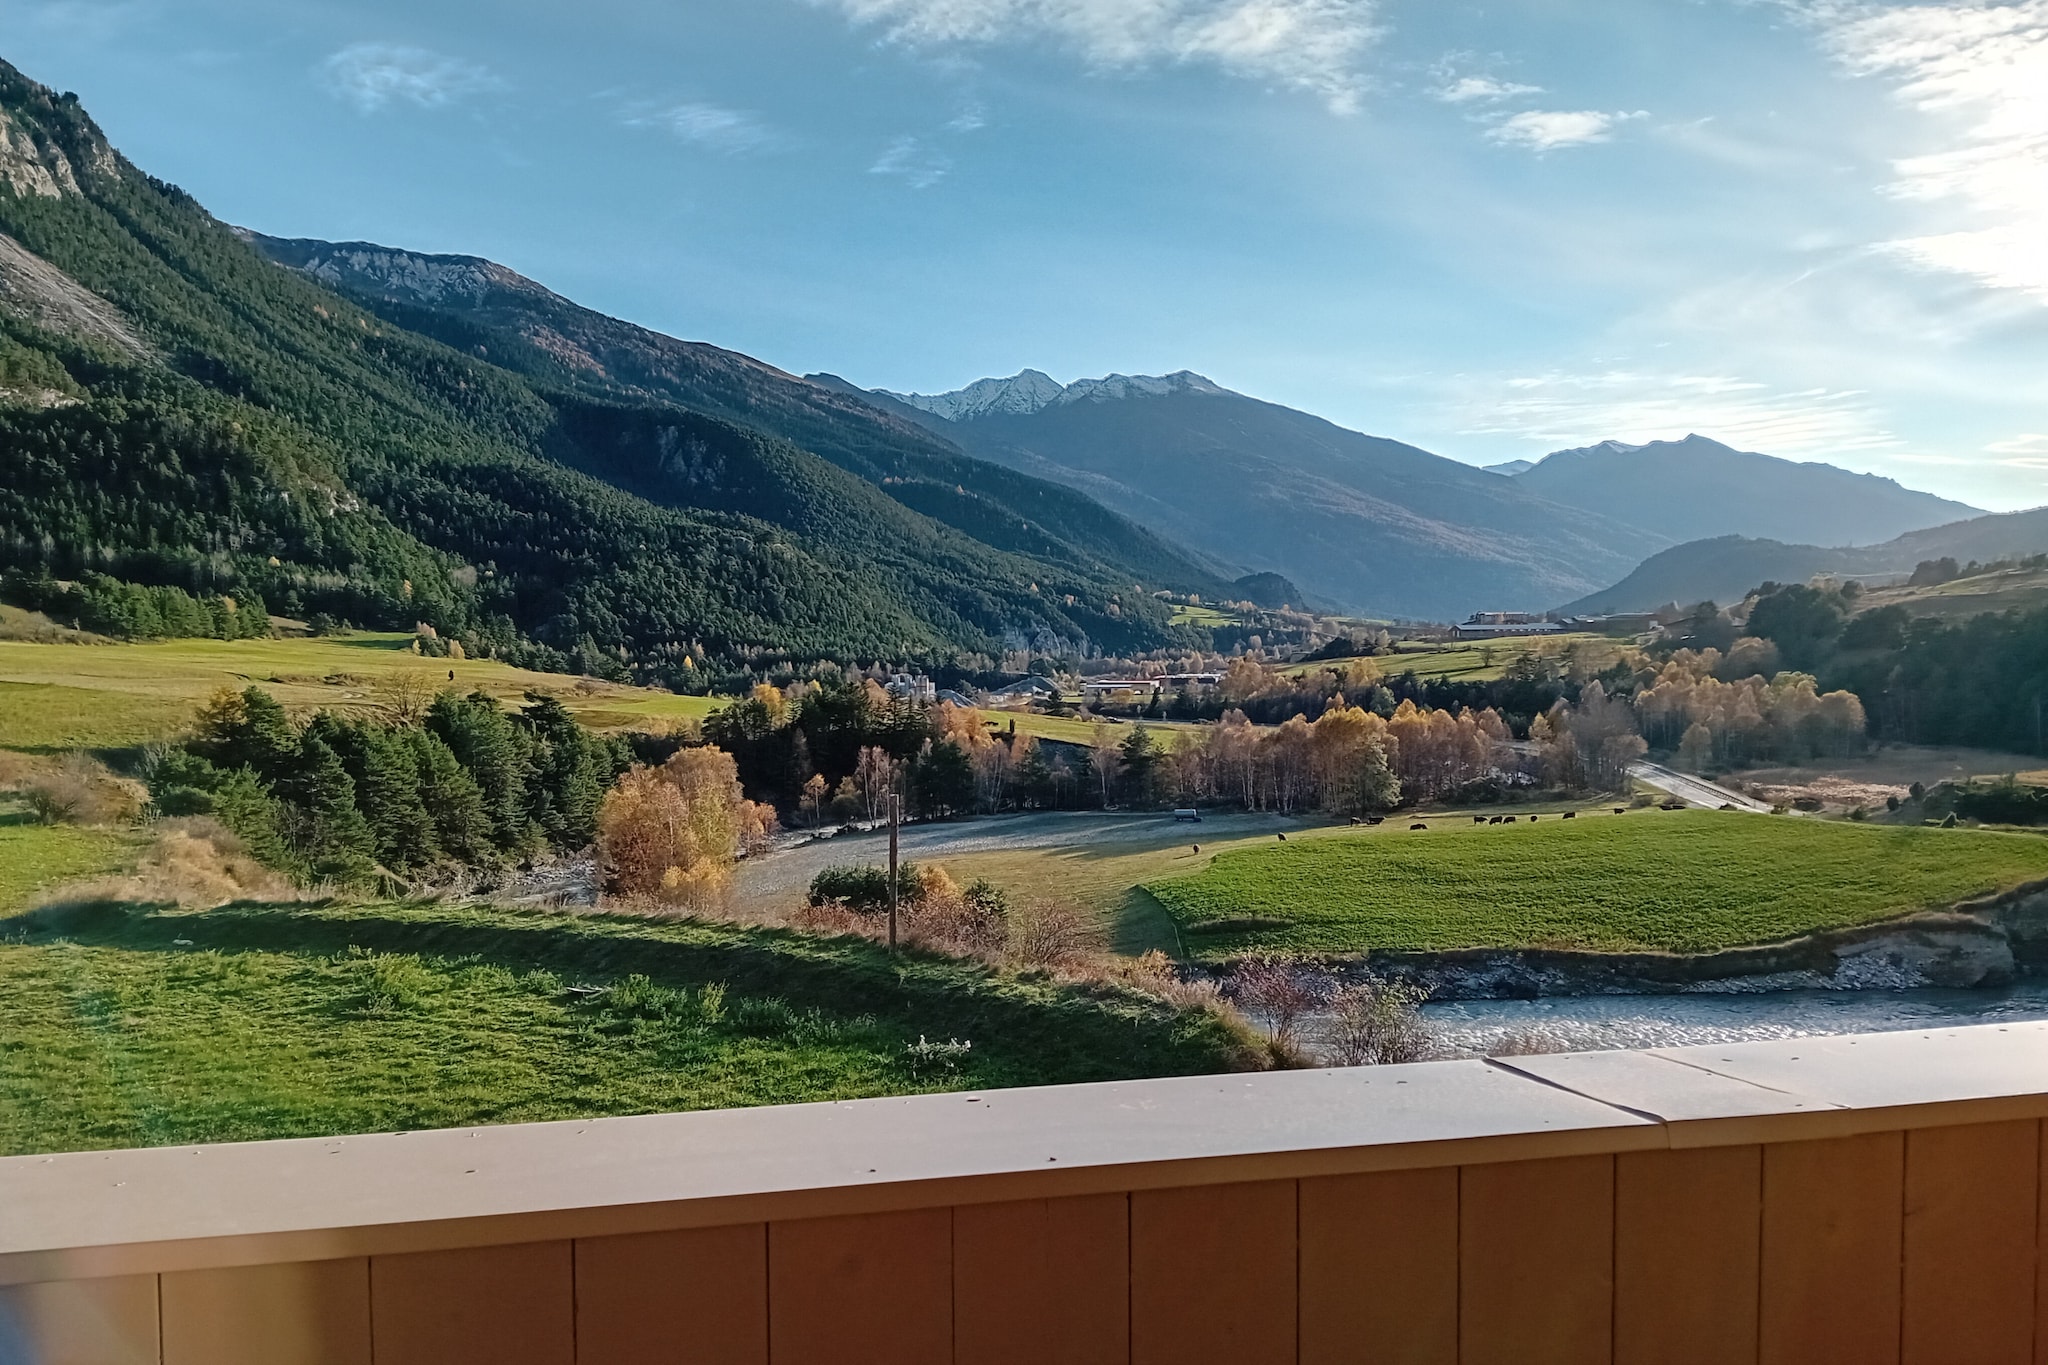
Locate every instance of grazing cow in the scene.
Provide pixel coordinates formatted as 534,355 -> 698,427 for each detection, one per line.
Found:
1529,815 -> 1538,822
1410,823 -> 1427,831
1473,815 -> 1487,824
1278,833 -> 1288,842
1488,816 -> 1502,825
1563,811 -> 1576,820
1350,816 -> 1363,826
1365,816 -> 1384,826
1191,844 -> 1200,854
1614,807 -> 1626,815
1505,815 -> 1518,824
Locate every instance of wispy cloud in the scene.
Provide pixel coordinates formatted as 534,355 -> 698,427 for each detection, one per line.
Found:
947,103 -> 989,133
1454,369 -> 1898,454
870,134 -> 952,187
1813,0 -> 2048,303
1991,433 -> 2048,460
1435,73 -> 1541,104
624,101 -> 778,154
1486,108 -> 1644,151
320,43 -> 501,113
813,0 -> 1381,113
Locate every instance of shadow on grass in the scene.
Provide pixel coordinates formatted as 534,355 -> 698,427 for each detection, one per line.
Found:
2,898 -> 1242,1082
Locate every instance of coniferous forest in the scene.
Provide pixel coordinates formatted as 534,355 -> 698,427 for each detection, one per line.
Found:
0,60 -> 1205,684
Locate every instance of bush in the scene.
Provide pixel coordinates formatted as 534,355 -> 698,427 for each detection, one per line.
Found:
808,862 -> 920,912
1325,976 -> 1432,1066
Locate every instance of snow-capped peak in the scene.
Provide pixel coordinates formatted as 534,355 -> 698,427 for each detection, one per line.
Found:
882,368 -> 1227,421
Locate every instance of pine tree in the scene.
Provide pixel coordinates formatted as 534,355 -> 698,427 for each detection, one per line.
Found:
407,730 -> 495,864
427,691 -> 535,853
357,726 -> 437,869
284,735 -> 376,880
519,694 -> 609,849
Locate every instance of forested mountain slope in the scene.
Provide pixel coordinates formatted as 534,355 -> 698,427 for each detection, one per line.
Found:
852,370 -> 1668,620
1509,435 -> 1976,549
244,234 -> 1230,598
0,59 -> 1195,678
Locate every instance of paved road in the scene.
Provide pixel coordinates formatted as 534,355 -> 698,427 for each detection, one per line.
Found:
1628,761 -> 1772,813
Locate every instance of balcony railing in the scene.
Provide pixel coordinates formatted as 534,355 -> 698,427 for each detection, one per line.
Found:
3,1021 -> 2045,1363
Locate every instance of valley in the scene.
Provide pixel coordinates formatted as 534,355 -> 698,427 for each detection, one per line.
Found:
9,44 -> 2048,1166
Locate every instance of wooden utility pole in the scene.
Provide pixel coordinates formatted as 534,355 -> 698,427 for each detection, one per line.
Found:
887,790 -> 901,952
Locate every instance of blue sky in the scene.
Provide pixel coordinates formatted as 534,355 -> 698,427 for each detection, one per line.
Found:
3,0 -> 2046,508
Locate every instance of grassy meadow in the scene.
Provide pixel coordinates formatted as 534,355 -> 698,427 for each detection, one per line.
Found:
0,898 -> 1258,1156
0,799 -> 142,916
1284,633 -> 1623,683
1145,810 -> 2048,959
0,632 -> 721,752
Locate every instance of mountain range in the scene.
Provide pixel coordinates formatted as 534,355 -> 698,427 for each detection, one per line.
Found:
0,51 -> 2021,664
0,56 -> 1239,679
1564,507 -> 2048,615
843,370 -> 1983,621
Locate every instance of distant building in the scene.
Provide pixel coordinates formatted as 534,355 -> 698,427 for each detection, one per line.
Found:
1561,613 -> 1661,637
1449,614 -> 1566,640
934,688 -> 976,708
884,672 -> 936,702
1080,672 -> 1220,697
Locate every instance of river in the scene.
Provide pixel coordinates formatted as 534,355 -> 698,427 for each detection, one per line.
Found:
1420,979 -> 2048,1057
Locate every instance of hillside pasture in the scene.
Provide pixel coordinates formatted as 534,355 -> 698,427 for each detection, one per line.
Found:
1283,633 -> 1621,683
1145,811 -> 2048,959
0,798 -> 142,915
0,897 -> 1257,1157
0,634 -> 720,752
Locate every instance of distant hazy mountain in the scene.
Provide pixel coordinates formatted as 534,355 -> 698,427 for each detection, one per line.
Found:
1484,459 -> 1537,476
1565,506 -> 2048,614
843,370 -> 1668,621
247,236 -> 1232,601
1514,435 -> 1978,549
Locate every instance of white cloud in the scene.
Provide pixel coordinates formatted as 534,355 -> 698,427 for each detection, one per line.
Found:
813,0 -> 1380,113
1991,432 -> 2048,457
1435,74 -> 1541,103
1814,0 -> 2048,301
947,103 -> 989,132
320,43 -> 500,113
870,134 -> 952,187
1454,369 -> 1899,454
625,102 -> 777,154
1485,108 -> 1644,151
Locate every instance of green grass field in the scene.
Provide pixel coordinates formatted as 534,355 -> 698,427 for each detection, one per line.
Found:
983,710 -> 1208,748
1285,633 -> 1621,683
0,898 -> 1256,1156
1145,811 -> 2048,959
0,800 -> 142,915
0,634 -> 722,752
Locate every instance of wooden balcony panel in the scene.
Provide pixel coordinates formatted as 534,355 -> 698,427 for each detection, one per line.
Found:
160,1257 -> 371,1365
1901,1120 -> 2040,1365
1459,1153 -> 1615,1365
574,1224 -> 768,1365
1131,1179 -> 1296,1365
0,1273 -> 157,1365
1614,1145 -> 1761,1365
766,1208 -> 951,1365
953,1193 -> 1129,1365
368,1240 -> 575,1365
1299,1166 -> 1458,1365
1758,1131 -> 1905,1365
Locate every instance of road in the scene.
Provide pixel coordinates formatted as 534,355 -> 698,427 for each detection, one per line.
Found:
1628,761 -> 1773,813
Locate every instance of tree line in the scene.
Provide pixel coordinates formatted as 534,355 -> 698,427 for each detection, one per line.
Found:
149,685 -> 634,882
2,569 -> 271,641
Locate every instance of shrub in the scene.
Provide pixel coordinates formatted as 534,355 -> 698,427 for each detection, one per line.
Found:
807,863 -> 920,912
1224,954 -> 1330,1049
1324,976 -> 1432,1066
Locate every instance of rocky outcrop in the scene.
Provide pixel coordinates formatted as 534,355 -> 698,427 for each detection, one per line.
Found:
1307,880 -> 2048,1000
0,231 -> 150,359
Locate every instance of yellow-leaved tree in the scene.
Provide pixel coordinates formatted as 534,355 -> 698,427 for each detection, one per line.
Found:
595,747 -> 778,911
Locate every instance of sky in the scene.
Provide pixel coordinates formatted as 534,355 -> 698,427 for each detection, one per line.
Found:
2,0 -> 2045,510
